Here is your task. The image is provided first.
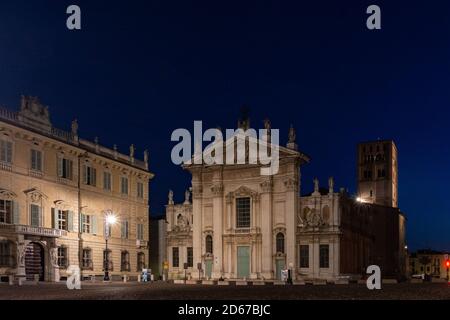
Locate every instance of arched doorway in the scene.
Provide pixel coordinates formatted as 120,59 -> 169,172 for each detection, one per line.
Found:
25,242 -> 45,281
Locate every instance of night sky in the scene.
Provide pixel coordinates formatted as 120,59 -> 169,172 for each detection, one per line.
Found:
0,0 -> 449,251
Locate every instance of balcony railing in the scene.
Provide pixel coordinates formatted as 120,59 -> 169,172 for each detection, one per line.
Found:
0,162 -> 12,172
0,223 -> 67,237
136,240 -> 148,248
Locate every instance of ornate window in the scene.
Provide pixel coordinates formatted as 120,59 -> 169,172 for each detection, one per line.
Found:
319,244 -> 329,268
121,176 -> 129,195
187,247 -> 193,267
103,171 -> 112,191
30,204 -> 41,227
30,149 -> 42,171
0,241 -> 13,267
121,251 -> 130,271
57,210 -> 68,230
299,245 -> 309,268
172,247 -> 179,268
205,235 -> 213,254
276,233 -> 285,254
0,139 -> 12,164
137,223 -> 144,240
0,199 -> 12,224
121,220 -> 129,239
137,252 -> 145,271
82,248 -> 93,270
83,163 -> 97,186
82,214 -> 91,233
236,197 -> 251,228
137,182 -> 144,199
57,157 -> 73,180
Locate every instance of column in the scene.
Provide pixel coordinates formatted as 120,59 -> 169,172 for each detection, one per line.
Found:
211,182 -> 224,279
260,178 -> 273,279
192,173 -> 203,279
284,176 -> 298,279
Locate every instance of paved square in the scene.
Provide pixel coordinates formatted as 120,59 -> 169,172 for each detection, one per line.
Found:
0,282 -> 449,300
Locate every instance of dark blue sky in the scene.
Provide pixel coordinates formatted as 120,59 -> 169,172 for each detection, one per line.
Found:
0,0 -> 449,251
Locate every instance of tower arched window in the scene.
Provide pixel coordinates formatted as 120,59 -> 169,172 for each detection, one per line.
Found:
206,235 -> 213,254
276,233 -> 285,254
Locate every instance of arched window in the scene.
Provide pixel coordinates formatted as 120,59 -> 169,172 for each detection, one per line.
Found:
206,235 -> 213,254
276,233 -> 285,254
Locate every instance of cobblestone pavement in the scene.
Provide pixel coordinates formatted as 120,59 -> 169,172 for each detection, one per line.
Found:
0,282 -> 449,300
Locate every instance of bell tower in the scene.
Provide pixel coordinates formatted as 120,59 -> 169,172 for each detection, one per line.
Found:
357,140 -> 398,208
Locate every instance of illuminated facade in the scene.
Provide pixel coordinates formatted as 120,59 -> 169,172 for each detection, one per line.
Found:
0,96 -> 153,282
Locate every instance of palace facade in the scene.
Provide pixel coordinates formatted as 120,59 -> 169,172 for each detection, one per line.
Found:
165,119 -> 406,281
0,96 -> 153,282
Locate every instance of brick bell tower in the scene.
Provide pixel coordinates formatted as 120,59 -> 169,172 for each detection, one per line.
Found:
357,140 -> 398,208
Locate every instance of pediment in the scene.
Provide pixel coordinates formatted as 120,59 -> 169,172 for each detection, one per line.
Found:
228,185 -> 258,198
0,189 -> 17,200
23,188 -> 48,203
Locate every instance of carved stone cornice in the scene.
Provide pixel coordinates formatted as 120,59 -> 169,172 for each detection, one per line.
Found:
284,177 -> 298,192
260,179 -> 273,193
192,185 -> 203,199
23,188 -> 48,203
211,184 -> 224,196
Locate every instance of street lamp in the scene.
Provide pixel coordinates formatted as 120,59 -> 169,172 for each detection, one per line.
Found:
104,213 -> 117,282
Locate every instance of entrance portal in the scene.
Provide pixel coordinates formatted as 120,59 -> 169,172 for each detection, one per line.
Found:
237,246 -> 250,279
25,242 -> 45,281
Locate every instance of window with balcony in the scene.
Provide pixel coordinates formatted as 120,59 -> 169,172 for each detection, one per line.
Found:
121,251 -> 130,271
137,252 -> 145,271
30,149 -> 42,172
236,197 -> 250,228
30,204 -> 41,227
83,164 -> 97,186
0,200 -> 12,224
58,247 -> 68,269
0,139 -> 12,164
82,248 -> 93,270
57,210 -> 68,231
57,157 -> 73,180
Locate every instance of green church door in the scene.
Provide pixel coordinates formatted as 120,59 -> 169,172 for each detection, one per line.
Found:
205,260 -> 213,279
237,246 -> 250,279
276,260 -> 285,280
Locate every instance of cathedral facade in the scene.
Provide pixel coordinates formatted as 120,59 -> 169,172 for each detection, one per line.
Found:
165,120 -> 406,281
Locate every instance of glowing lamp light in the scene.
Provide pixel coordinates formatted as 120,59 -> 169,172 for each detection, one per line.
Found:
446,260 -> 450,268
106,214 -> 117,225
356,197 -> 362,202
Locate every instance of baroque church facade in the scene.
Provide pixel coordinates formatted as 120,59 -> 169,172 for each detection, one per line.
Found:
165,119 -> 406,281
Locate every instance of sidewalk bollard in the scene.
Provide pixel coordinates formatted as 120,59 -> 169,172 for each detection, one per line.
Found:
34,274 -> 39,284
18,278 -> 23,286
8,275 -> 13,286
123,275 -> 127,283
151,274 -> 154,282
138,274 -> 141,282
91,275 -> 96,282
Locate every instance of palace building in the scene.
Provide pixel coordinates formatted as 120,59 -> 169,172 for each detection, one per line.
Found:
164,118 -> 406,281
0,96 -> 153,282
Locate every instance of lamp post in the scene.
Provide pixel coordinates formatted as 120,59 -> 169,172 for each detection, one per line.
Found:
103,214 -> 117,282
